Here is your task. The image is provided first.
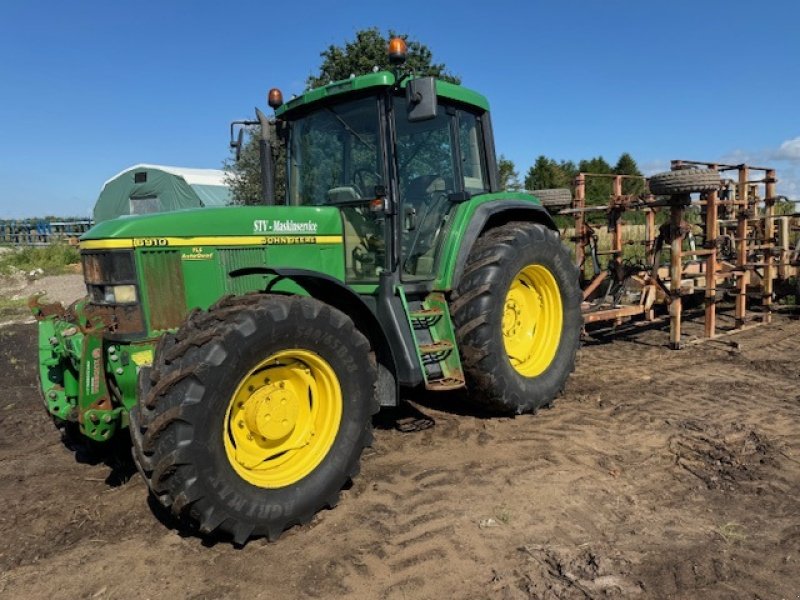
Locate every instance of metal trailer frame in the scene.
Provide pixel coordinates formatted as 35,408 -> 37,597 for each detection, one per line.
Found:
557,160 -> 798,348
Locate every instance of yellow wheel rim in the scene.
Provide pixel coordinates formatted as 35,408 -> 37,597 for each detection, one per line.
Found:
502,264 -> 563,377
223,349 -> 342,488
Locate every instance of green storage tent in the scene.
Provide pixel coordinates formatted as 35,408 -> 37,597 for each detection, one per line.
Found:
94,164 -> 232,222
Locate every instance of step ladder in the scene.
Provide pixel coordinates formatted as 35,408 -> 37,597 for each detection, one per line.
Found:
400,290 -> 465,391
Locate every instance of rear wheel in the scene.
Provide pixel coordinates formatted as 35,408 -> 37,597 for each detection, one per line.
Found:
129,294 -> 377,544
451,222 -> 582,414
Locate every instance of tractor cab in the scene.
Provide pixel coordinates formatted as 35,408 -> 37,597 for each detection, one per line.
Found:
244,68 -> 498,286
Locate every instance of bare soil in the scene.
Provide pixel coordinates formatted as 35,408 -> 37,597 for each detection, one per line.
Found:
0,270 -> 86,324
1,302 -> 799,599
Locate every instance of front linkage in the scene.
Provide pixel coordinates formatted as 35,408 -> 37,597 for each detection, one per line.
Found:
30,295 -> 154,442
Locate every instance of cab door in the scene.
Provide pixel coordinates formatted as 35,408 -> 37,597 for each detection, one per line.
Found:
392,97 -> 490,281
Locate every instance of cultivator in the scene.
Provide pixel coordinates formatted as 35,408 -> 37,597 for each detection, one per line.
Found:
549,160 -> 799,347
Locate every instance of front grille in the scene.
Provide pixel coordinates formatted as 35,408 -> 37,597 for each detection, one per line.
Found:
139,250 -> 187,330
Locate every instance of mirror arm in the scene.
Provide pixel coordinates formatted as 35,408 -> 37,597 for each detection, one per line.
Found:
229,119 -> 257,162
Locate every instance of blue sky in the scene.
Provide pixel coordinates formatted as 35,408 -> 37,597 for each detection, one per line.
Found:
1,0 -> 798,218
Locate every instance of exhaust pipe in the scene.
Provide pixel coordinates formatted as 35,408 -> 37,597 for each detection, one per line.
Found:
255,107 -> 274,206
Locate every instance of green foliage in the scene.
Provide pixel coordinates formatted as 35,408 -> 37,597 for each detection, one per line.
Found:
578,156 -> 614,205
524,156 -> 576,190
224,124 -> 287,205
0,243 -> 80,275
525,152 -> 645,203
498,155 -> 521,190
775,198 -> 796,216
307,27 -> 459,88
614,152 -> 645,195
226,28 -> 457,204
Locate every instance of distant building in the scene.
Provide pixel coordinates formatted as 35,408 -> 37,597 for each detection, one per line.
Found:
94,164 -> 232,222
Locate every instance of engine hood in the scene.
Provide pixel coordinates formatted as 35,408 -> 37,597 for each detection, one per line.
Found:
80,206 -> 343,248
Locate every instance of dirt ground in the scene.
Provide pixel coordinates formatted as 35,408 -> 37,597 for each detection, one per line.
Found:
1,279 -> 799,599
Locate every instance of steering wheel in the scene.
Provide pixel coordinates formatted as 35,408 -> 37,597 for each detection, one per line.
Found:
352,168 -> 381,197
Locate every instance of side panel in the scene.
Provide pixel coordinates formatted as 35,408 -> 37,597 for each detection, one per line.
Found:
434,193 -> 557,291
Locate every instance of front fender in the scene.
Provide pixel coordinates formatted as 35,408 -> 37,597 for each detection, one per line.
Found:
229,266 -> 412,404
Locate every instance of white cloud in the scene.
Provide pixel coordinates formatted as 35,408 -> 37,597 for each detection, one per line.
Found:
707,140 -> 800,199
774,137 -> 800,161
640,159 -> 670,177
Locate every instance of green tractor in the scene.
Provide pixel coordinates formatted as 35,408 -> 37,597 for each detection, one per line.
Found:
31,40 -> 581,543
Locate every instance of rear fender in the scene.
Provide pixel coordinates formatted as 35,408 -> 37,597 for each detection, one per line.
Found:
448,200 -> 557,290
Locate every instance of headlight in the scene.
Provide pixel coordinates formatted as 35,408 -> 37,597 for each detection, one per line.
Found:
83,250 -> 139,306
109,284 -> 137,304
90,284 -> 138,305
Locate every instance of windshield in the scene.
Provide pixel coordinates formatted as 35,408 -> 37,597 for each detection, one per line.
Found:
287,96 -> 384,206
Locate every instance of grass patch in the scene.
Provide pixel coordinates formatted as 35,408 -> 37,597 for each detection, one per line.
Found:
0,244 -> 80,276
716,522 -> 747,544
0,297 -> 29,319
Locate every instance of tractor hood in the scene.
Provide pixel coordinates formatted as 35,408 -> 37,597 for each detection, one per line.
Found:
80,206 -> 344,248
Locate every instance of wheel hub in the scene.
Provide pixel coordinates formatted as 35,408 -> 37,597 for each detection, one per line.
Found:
502,264 -> 563,378
223,350 -> 343,489
503,290 -> 532,338
243,383 -> 300,441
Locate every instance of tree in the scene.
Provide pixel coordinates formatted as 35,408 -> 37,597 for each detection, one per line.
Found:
226,28 -> 459,204
614,152 -> 645,195
578,156 -> 614,205
307,28 -> 459,88
224,126 -> 262,205
223,124 -> 287,205
498,155 -> 521,190
524,156 -> 575,191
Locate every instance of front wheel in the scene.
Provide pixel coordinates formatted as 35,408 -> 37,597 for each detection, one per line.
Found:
129,294 -> 377,544
451,222 -> 582,414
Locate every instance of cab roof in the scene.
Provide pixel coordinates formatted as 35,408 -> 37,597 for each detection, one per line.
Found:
275,71 -> 490,118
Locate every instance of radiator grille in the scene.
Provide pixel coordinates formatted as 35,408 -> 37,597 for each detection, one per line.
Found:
139,250 -> 187,330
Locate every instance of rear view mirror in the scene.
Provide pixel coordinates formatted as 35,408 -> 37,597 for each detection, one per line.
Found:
406,77 -> 437,122
230,121 -> 249,162
231,127 -> 245,162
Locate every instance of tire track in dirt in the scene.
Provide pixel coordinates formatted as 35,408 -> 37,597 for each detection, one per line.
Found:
3,318 -> 800,599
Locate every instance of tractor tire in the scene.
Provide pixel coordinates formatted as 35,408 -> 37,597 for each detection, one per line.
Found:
129,294 -> 377,544
648,169 -> 720,195
451,222 -> 582,414
530,188 -> 573,208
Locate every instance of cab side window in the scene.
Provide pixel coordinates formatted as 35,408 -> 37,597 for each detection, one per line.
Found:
458,111 -> 488,195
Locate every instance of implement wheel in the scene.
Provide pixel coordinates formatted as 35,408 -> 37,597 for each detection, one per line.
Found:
130,294 -> 377,544
648,169 -> 720,195
451,222 -> 581,414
